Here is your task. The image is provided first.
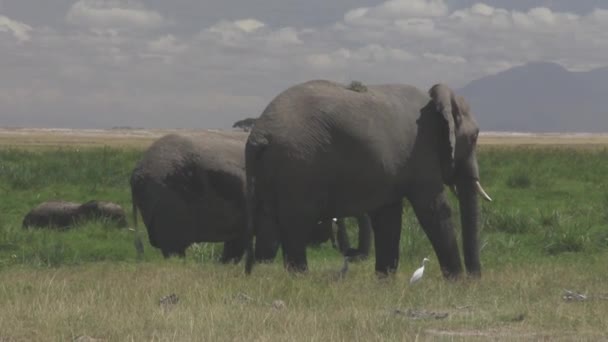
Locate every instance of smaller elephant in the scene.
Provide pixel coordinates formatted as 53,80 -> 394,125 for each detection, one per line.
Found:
22,200 -> 81,229
78,200 -> 127,227
337,214 -> 372,260
130,132 -> 251,261
22,200 -> 127,229
309,215 -> 372,261
254,214 -> 373,265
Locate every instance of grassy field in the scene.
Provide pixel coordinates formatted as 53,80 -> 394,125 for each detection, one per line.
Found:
1,131 -> 608,341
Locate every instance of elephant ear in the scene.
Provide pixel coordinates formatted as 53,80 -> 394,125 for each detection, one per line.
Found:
429,84 -> 461,184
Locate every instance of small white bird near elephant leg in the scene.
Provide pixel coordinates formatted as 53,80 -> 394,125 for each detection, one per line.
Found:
409,257 -> 430,285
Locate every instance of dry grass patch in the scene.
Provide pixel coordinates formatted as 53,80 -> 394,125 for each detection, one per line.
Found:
0,258 -> 606,341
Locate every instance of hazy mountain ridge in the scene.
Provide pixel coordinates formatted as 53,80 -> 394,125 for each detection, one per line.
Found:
457,62 -> 608,133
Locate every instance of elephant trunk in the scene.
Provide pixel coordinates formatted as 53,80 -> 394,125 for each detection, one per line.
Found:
456,180 -> 481,277
455,153 -> 486,277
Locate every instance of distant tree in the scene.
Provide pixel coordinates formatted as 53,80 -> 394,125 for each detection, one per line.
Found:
232,118 -> 257,132
346,80 -> 367,93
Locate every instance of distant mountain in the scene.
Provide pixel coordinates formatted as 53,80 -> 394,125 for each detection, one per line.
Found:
457,62 -> 608,132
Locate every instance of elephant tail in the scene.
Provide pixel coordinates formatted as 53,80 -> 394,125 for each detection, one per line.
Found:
132,196 -> 138,228
243,133 -> 269,275
130,178 -> 145,257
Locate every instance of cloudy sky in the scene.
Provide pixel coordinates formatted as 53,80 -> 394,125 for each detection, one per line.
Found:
1,0 -> 607,129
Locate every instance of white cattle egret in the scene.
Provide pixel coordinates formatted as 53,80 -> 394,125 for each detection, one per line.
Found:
409,257 -> 430,284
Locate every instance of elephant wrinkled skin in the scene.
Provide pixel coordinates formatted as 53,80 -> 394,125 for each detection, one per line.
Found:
245,80 -> 491,279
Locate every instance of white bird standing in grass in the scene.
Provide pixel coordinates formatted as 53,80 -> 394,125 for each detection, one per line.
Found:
409,257 -> 430,284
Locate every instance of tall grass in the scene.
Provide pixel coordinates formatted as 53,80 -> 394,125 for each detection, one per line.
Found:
1,146 -> 608,267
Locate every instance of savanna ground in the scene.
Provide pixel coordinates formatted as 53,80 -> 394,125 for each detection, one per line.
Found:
1,128 -> 608,341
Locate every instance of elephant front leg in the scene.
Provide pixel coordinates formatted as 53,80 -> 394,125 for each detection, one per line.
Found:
370,201 -> 403,276
409,188 -> 463,279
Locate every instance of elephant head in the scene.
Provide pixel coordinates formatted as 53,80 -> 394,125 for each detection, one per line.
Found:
430,83 -> 491,277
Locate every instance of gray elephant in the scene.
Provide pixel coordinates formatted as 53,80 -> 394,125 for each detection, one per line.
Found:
244,80 -> 492,279
130,132 -> 250,261
79,200 -> 128,227
130,132 -> 370,262
308,215 -> 372,260
22,200 -> 127,229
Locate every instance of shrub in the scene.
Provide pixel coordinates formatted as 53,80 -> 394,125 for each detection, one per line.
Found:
346,81 -> 367,93
483,209 -> 532,234
540,211 -> 590,255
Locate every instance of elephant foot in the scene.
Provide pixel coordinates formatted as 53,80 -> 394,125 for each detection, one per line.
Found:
440,267 -> 464,281
374,269 -> 396,281
162,250 -> 186,259
466,270 -> 481,279
219,255 -> 242,264
343,248 -> 368,262
285,263 -> 308,273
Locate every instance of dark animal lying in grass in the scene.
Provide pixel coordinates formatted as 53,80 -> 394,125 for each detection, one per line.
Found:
78,200 -> 128,227
22,200 -> 127,229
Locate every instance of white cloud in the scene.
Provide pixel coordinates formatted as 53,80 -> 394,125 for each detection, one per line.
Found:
3,0 -> 608,129
306,53 -> 334,68
205,19 -> 266,46
147,34 -> 186,54
0,15 -> 32,42
66,0 -> 165,30
346,0 -> 448,23
423,52 -> 466,64
233,19 -> 265,33
266,27 -> 302,45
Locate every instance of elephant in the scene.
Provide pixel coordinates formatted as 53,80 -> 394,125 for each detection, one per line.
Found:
130,132 -> 371,262
130,132 -> 251,261
22,200 -> 127,229
78,200 -> 128,227
309,215 -> 372,261
244,80 -> 492,279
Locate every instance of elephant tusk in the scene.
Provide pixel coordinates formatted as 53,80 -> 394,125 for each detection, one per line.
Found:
475,181 -> 492,202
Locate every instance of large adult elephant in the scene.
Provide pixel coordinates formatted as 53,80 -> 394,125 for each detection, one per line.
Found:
244,80 -> 492,279
131,132 -> 370,262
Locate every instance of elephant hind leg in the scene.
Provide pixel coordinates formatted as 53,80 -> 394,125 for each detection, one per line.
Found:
345,214 -> 372,262
279,219 -> 309,273
370,200 -> 403,276
220,238 -> 246,264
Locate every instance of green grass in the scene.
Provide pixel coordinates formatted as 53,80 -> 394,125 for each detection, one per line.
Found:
1,145 -> 608,340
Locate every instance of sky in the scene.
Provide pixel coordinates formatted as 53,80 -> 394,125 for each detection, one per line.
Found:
1,0 -> 607,129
